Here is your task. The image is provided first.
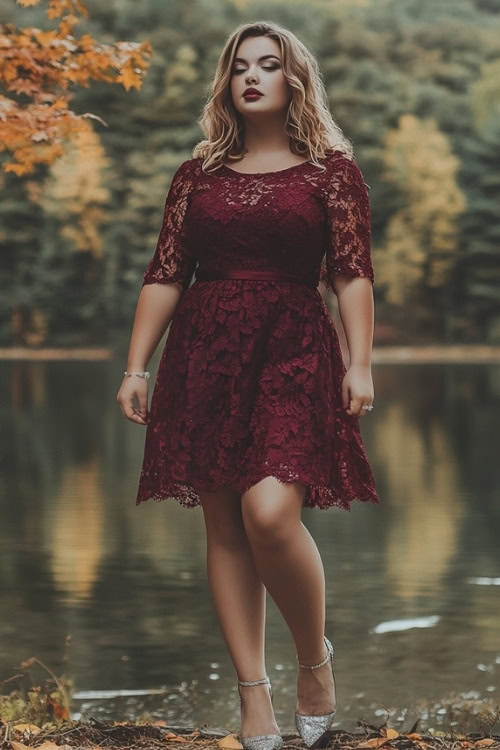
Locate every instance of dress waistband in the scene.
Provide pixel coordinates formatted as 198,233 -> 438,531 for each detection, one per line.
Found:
194,268 -> 318,289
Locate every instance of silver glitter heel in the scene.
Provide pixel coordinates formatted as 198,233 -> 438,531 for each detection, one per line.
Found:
237,676 -> 283,750
295,636 -> 337,748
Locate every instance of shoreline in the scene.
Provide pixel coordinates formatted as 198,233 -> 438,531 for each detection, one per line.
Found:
1,345 -> 500,363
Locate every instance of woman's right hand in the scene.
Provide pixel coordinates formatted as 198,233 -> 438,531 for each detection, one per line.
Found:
116,375 -> 149,425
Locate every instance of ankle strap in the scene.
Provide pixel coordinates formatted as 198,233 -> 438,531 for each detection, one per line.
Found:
237,676 -> 270,687
296,636 -> 332,669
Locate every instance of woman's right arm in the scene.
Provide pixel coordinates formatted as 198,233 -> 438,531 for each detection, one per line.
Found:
116,158 -> 197,426
116,283 -> 182,425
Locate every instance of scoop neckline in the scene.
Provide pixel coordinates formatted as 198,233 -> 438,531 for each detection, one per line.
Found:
221,159 -> 313,176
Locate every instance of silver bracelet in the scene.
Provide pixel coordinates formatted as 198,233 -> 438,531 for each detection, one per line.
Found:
124,371 -> 150,379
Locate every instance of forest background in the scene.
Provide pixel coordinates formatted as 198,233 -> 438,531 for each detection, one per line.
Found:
1,0 -> 500,349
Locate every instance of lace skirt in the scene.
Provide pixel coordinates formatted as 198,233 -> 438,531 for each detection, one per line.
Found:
135,276 -> 380,511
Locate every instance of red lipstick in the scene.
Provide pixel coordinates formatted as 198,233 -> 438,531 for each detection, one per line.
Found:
243,87 -> 263,101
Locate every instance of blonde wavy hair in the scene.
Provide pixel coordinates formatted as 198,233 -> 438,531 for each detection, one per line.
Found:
192,20 -> 354,174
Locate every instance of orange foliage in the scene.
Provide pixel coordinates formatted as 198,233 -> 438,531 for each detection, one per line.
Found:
0,0 -> 152,174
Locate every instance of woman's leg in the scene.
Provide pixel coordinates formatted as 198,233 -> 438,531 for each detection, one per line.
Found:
240,477 -> 336,716
199,485 -> 280,737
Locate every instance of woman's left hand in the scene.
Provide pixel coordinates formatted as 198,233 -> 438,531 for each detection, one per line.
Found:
341,364 -> 374,417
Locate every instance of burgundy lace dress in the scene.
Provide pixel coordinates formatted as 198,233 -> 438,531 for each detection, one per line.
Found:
135,149 -> 380,511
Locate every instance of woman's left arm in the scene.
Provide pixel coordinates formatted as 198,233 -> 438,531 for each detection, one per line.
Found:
320,154 -> 376,418
332,275 -> 374,417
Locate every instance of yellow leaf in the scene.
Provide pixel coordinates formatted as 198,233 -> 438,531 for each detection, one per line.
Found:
119,65 -> 142,91
51,97 -> 70,109
78,33 -> 94,51
4,162 -> 32,175
218,735 -> 243,750
47,0 -> 71,19
12,723 -> 42,734
384,729 -> 399,739
17,0 -> 40,5
34,29 -> 58,46
357,739 -> 394,749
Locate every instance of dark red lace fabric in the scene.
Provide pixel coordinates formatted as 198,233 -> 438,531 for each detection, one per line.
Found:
135,150 -> 380,511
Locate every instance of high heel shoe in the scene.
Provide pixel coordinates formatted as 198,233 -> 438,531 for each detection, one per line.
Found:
295,635 -> 337,748
237,675 -> 283,750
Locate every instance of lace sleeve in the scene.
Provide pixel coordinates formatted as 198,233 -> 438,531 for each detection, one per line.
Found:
142,160 -> 197,292
320,156 -> 375,291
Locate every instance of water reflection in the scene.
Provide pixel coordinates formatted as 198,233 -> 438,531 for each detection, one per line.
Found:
1,359 -> 499,733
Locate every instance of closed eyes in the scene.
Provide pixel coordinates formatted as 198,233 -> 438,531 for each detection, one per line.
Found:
232,65 -> 280,74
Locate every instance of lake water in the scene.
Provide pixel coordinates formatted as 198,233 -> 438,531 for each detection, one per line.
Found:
1,358 -> 499,735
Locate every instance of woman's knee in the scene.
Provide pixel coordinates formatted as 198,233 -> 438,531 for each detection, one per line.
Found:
199,484 -> 245,542
241,477 -> 306,546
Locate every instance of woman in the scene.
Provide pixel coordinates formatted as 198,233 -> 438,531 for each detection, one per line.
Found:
117,20 -> 380,750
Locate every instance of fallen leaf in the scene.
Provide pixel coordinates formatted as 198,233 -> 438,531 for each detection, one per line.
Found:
218,734 -> 243,750
382,729 -> 399,740
12,724 -> 42,735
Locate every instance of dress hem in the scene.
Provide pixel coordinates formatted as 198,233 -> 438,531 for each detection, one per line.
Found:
135,471 -> 381,512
